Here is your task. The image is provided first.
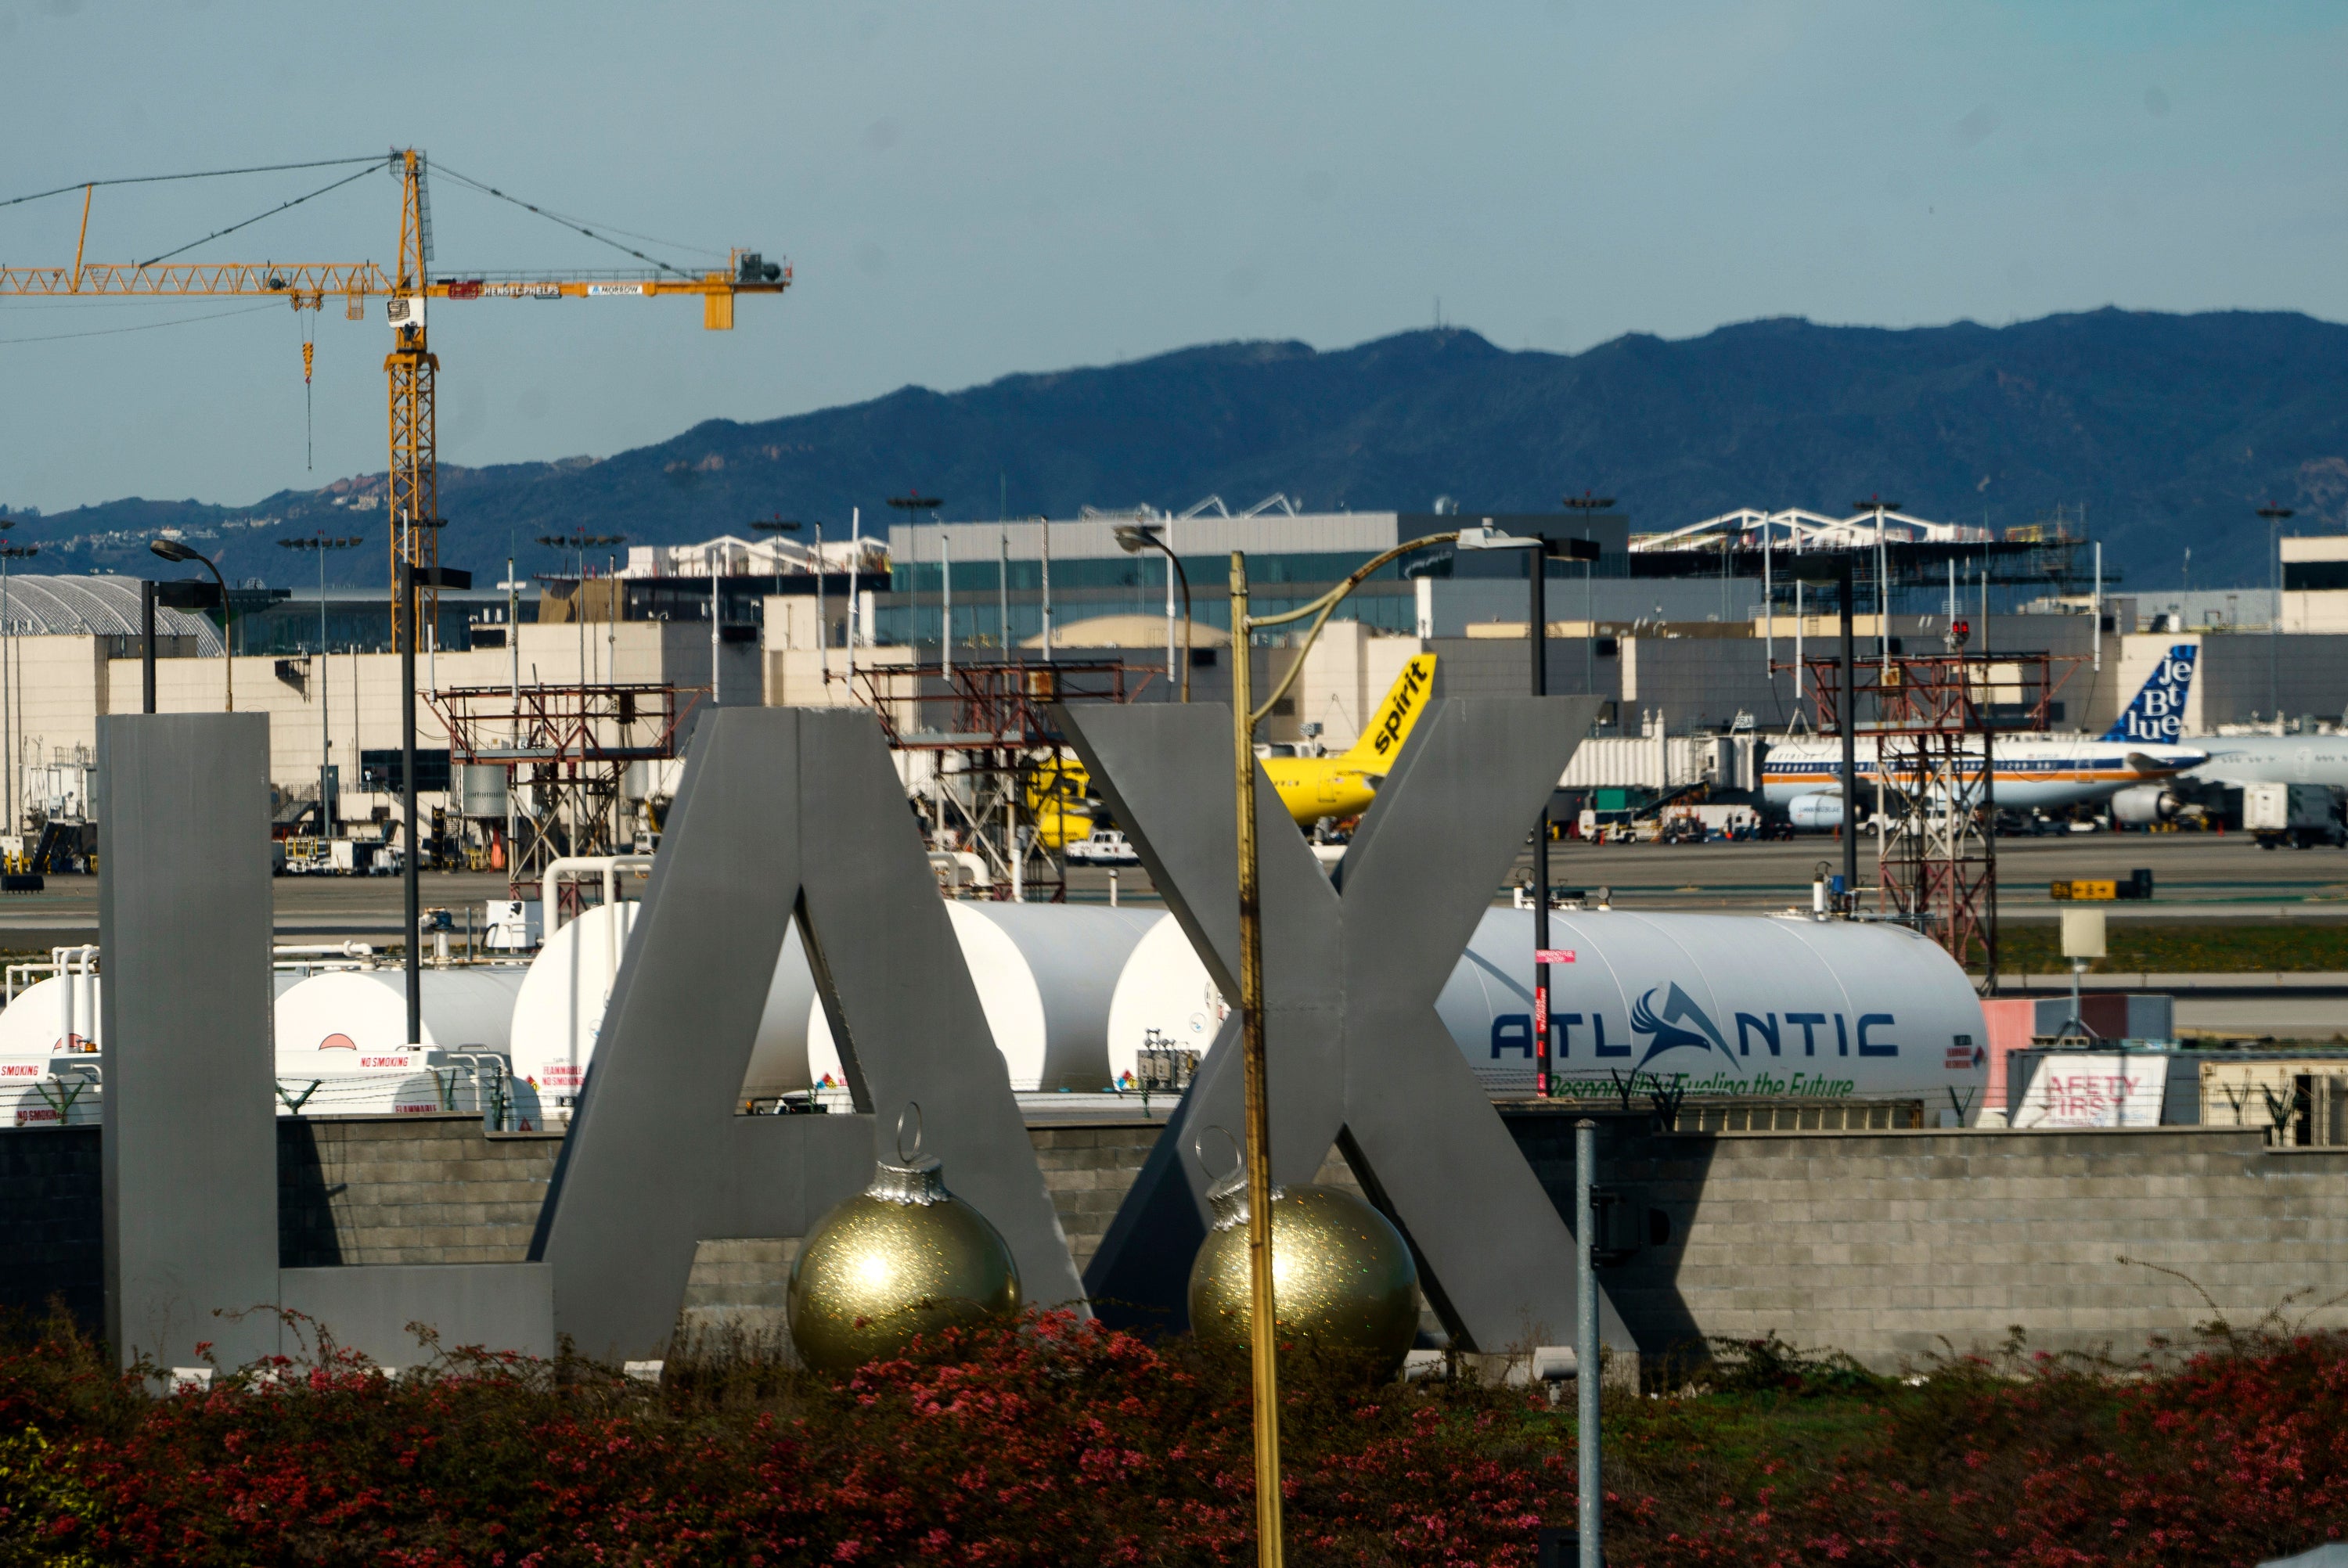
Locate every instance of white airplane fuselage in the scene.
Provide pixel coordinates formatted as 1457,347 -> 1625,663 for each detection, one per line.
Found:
1763,735 -> 2210,816
2182,735 -> 2348,789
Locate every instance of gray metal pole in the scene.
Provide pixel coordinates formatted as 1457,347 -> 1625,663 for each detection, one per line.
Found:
1576,1117 -> 1601,1568
1040,516 -> 1053,665
402,563 -> 421,1047
319,547 -> 331,830
141,581 -> 157,715
1532,544 -> 1553,1098
1839,563 -> 1859,899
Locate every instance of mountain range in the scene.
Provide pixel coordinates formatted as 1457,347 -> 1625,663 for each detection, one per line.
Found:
9,307 -> 2346,592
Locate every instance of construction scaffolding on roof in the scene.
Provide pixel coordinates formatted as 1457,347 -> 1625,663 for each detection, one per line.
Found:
428,682 -> 698,901
849,658 -> 1153,904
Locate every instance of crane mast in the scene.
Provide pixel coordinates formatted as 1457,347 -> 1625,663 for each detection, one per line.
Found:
386,150 -> 439,647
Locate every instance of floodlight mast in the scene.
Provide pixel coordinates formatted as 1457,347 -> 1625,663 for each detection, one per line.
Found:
279,534 -> 365,832
2260,503 -> 2295,725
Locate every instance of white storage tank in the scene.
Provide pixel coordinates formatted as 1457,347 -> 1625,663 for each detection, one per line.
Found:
1105,908 -> 1987,1109
0,1060 -> 101,1127
273,967 -> 528,1057
507,906 -> 823,1113
807,903 -> 1158,1094
272,1047 -> 483,1118
0,972 -> 103,1056
1103,912 -> 1227,1088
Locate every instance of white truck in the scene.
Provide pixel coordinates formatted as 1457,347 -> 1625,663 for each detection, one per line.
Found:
2244,782 -> 2347,850
1064,828 -> 1142,867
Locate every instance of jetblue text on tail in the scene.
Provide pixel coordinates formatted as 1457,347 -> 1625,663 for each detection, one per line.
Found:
2101,645 -> 2196,743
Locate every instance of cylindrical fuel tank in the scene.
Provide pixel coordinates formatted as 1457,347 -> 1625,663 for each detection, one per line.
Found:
1105,908 -> 1986,1107
0,973 -> 103,1056
1103,912 -> 1227,1088
507,903 -> 639,1102
274,967 -> 529,1057
1438,908 -> 1986,1103
807,903 -> 1158,1093
506,905 -> 823,1107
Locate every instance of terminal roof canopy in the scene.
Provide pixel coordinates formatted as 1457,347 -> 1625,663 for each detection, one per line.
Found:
0,574 -> 224,654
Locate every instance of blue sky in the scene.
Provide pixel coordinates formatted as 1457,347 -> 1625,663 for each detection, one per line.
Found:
1,1 -> 2343,514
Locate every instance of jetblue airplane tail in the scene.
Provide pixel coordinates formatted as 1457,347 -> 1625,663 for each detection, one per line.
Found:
2101,643 -> 2197,743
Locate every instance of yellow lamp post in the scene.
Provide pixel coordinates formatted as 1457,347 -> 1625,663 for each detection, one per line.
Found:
1226,523 -> 1538,1566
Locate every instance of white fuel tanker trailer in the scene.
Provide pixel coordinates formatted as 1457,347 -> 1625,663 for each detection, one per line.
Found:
1104,908 -> 1988,1113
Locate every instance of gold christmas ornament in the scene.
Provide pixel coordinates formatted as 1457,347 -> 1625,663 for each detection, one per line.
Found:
787,1107 -> 1022,1374
1187,1166 -> 1420,1380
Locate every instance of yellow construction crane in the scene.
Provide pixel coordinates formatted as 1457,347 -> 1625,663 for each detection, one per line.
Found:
0,148 -> 790,642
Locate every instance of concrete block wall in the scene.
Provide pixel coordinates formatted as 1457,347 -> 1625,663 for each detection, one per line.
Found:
1550,1120 -> 2348,1370
0,1126 -> 101,1329
22,1110 -> 2348,1369
278,1114 -> 561,1267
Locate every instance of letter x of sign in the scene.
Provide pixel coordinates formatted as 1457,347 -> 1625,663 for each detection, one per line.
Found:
531,708 -> 1086,1362
1057,694 -> 1633,1354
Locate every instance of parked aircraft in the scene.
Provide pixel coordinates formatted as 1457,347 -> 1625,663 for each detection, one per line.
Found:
1765,646 -> 2208,829
1030,653 -> 1439,842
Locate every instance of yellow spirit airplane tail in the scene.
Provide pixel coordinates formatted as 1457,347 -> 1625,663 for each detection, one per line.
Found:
1341,653 -> 1437,770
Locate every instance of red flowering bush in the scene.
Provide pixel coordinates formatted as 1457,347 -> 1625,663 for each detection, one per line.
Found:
0,1306 -> 2343,1566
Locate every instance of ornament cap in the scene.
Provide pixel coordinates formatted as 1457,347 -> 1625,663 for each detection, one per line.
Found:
1205,1163 -> 1282,1231
867,1153 -> 949,1206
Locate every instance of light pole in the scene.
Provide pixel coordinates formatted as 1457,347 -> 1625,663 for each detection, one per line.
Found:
536,531 -> 624,690
1512,523 -> 1603,1099
399,560 -> 472,1045
150,538 -> 229,712
1854,497 -> 1901,682
1795,555 -> 1861,900
0,524 -> 31,828
1115,522 -> 1193,701
2260,503 -> 2294,727
753,516 -> 826,689
1562,494 -> 1614,699
888,491 -> 945,651
279,535 -> 363,832
1226,522 -> 1525,1568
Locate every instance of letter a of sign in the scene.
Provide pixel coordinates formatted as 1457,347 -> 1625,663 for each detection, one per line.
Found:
532,709 -> 1083,1361
1057,696 -> 1633,1354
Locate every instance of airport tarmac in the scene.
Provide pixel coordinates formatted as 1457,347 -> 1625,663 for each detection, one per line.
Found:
1495,833 -> 2348,922
2,833 -> 2339,950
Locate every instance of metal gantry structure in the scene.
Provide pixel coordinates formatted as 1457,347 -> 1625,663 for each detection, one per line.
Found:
850,659 -> 1147,902
1795,648 -> 2085,980
428,682 -> 697,900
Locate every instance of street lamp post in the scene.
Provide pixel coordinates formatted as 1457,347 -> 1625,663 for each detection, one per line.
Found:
0,525 -> 33,828
888,492 -> 945,655
753,517 -> 825,689
398,560 -> 472,1045
279,535 -> 364,833
1854,498 -> 1902,682
535,532 -> 625,691
1562,494 -> 1615,703
149,538 -> 230,712
1511,524 -> 1603,1099
1796,556 -> 1861,900
2259,503 -> 2295,727
1115,522 -> 1193,701
1226,522 -> 1528,1568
